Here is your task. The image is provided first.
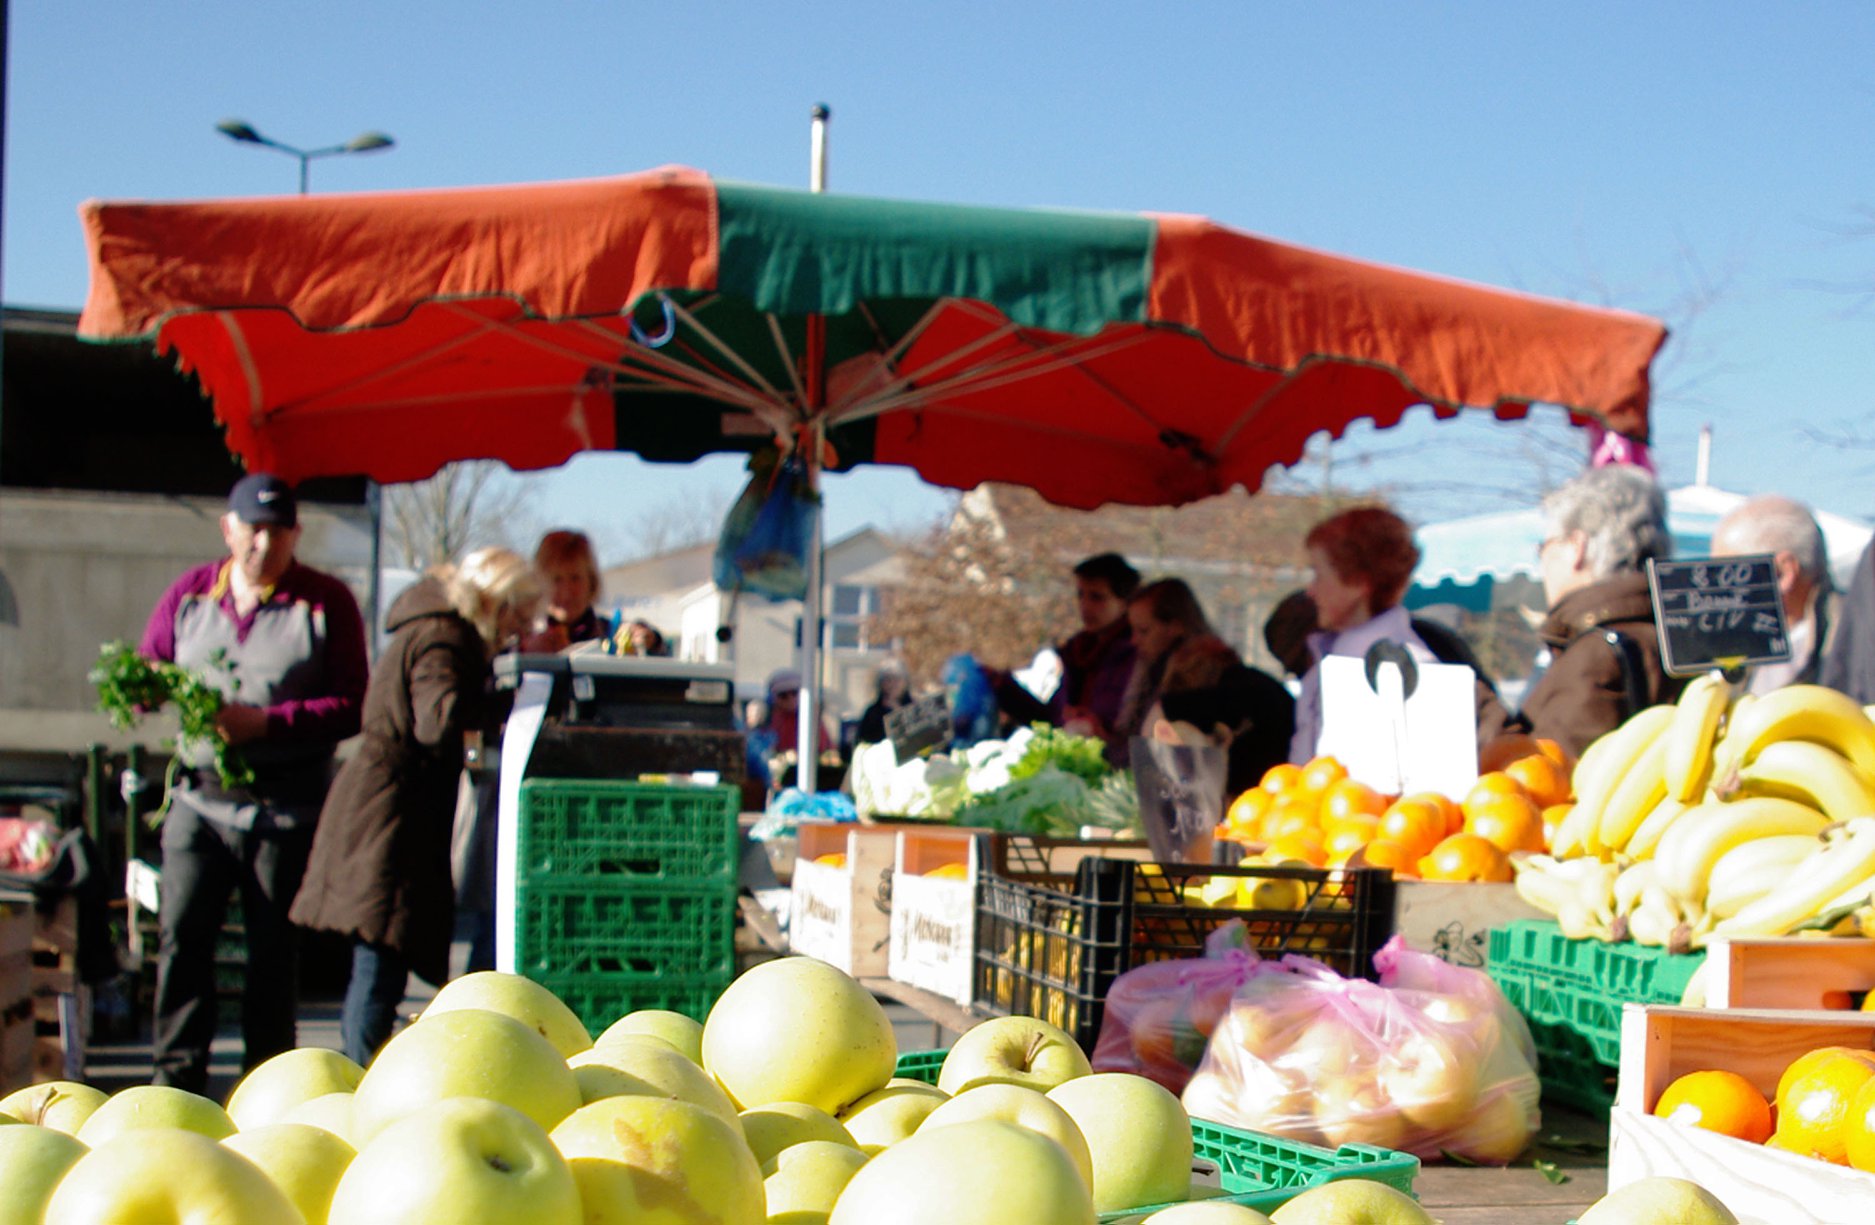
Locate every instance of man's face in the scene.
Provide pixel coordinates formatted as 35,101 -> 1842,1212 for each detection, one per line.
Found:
222,514 -> 299,587
1074,576 -> 1125,632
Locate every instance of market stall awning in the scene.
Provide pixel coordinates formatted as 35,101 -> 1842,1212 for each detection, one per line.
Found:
77,165 -> 1667,511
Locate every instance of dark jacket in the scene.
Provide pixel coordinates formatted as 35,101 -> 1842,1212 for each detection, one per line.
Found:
1517,571 -> 1682,759
1821,542 -> 1875,702
289,576 -> 489,987
994,619 -> 1137,754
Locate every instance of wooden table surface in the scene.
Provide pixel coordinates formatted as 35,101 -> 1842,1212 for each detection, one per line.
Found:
1416,1103 -> 1607,1224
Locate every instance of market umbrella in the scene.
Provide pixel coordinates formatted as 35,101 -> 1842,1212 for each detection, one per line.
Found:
77,165 -> 1665,508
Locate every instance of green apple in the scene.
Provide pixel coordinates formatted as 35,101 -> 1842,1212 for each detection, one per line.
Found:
279,1091 -> 356,1143
702,956 -> 896,1114
0,1081 -> 108,1135
740,1101 -> 858,1171
1142,1204 -> 1273,1223
1268,1180 -> 1435,1224
45,1128 -> 305,1225
595,1009 -> 704,1064
568,1038 -> 743,1134
421,970 -> 593,1058
550,1094 -> 765,1225
1577,1177 -> 1739,1225
225,1047 -> 366,1131
223,1122 -> 356,1225
1048,1073 -> 1193,1211
920,1084 -> 1094,1188
936,1016 -> 1092,1096
1374,1030 -> 1474,1132
329,1097 -> 579,1225
0,1124 -> 86,1225
350,1007 -> 582,1144
828,1118 -> 1095,1225
764,1140 -> 869,1222
76,1085 -> 237,1145
836,1083 -> 948,1153
0,1113 -> 17,1124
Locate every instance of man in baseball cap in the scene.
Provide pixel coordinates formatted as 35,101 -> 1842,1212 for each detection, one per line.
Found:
138,472 -> 366,1092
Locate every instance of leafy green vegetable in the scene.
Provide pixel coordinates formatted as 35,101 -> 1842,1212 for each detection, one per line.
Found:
1008,724 -> 1111,787
91,641 -> 254,791
1533,1159 -> 1569,1184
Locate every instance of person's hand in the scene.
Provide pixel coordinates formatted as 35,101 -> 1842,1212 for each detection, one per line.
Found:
519,623 -> 569,654
215,702 -> 270,746
1062,705 -> 1106,739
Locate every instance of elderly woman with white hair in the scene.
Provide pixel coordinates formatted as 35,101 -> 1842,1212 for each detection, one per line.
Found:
291,547 -> 542,1066
1517,466 -> 1682,757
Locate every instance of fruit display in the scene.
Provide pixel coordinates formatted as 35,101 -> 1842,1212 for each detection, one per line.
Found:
1515,682 -> 1875,949
0,961 -> 1436,1224
1648,1043 -> 1875,1182
1215,747 -> 1571,882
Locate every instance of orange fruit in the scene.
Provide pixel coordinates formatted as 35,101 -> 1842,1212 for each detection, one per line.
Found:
1259,763 -> 1305,797
1535,737 -> 1577,774
1321,810 -> 1381,841
1504,753 -> 1574,808
1843,1076 -> 1875,1171
1356,839 -> 1420,878
1464,792 -> 1547,854
1417,832 -> 1514,883
1223,787 -> 1274,835
1653,1069 -> 1773,1143
1259,795 -> 1322,842
1264,831 -> 1328,868
1321,778 -> 1388,825
1478,732 -> 1542,773
1323,823 -> 1376,863
1541,803 -> 1574,846
1774,1049 -> 1875,1164
1298,755 -> 1348,794
1465,771 -> 1530,809
1778,1047 -> 1875,1104
1378,797 -> 1447,858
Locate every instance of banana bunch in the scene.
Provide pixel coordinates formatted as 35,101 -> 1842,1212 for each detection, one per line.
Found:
1515,681 -> 1875,946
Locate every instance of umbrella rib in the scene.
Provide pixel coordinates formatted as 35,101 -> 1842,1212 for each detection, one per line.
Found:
821,300 -> 955,414
823,308 -> 1019,421
764,314 -> 812,414
214,312 -> 266,423
665,298 -> 797,414
565,318 -> 782,416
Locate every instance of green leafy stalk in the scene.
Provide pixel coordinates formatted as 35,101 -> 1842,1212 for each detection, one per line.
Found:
90,641 -> 255,791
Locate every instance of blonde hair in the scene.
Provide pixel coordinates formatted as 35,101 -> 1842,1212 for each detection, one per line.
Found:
534,529 -> 602,602
439,547 -> 542,647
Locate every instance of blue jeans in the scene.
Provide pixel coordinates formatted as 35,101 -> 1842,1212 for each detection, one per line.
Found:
340,941 -> 409,1068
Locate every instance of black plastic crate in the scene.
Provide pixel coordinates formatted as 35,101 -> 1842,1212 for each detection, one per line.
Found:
972,845 -> 1395,1051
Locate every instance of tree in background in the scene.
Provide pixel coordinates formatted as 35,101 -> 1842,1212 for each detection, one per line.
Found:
382,461 -> 531,568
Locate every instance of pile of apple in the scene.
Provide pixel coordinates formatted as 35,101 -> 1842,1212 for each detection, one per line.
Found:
0,958 -> 1437,1224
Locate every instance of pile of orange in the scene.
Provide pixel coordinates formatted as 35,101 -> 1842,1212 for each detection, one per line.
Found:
1656,1045 -> 1875,1171
1215,739 -> 1575,882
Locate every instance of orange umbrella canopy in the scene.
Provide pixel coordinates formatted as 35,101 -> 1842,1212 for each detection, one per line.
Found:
79,165 -> 1665,509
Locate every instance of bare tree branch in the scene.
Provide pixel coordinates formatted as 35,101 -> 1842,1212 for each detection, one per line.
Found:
383,461 -> 532,568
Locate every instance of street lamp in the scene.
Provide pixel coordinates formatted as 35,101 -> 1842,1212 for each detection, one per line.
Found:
214,119 -> 395,195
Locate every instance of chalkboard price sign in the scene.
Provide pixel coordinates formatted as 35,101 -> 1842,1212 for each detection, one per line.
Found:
886,692 -> 952,761
1646,554 -> 1792,677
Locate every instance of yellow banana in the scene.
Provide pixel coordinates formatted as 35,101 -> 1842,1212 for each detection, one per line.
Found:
1595,738 -> 1669,858
1705,832 -> 1822,908
1729,739 -> 1875,822
1652,795 -> 1832,905
1612,859 -> 1661,918
1549,803 -> 1595,860
1513,855 -> 1617,918
1711,684 -> 1875,780
1624,794 -> 1693,862
1662,672 -> 1729,802
1713,818 -> 1875,939
1573,706 -> 1676,858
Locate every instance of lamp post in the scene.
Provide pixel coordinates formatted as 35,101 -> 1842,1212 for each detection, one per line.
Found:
214,120 -> 394,196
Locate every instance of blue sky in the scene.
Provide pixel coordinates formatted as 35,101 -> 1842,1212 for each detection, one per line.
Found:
7,2 -> 1874,559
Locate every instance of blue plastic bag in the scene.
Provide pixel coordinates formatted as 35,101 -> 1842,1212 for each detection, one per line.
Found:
714,452 -> 820,603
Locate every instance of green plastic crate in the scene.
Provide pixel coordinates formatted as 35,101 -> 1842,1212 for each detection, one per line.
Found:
513,879 -> 737,979
1486,919 -> 1705,1066
891,1051 -> 1421,1220
528,969 -> 732,1035
518,780 -> 740,883
1520,1014 -> 1618,1115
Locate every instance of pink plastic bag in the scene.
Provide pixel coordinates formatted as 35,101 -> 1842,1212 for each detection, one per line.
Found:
1181,937 -> 1540,1164
1091,922 -> 1271,1094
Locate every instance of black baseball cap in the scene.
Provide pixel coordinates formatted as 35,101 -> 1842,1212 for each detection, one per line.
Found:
228,473 -> 299,528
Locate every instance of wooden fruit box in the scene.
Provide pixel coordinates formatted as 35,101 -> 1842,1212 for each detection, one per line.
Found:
887,828 -> 987,1006
788,821 -> 908,977
1391,880 -> 1545,969
1609,1003 -> 1875,1224
1702,936 -> 1875,1011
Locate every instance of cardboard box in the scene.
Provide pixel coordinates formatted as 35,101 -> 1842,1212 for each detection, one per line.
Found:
787,822 -> 904,977
1702,936 -> 1875,1011
1391,880 -> 1544,969
1610,1004 -> 1875,1224
887,829 -> 984,1006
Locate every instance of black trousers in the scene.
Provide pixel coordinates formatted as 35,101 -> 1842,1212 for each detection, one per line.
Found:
151,806 -> 314,1093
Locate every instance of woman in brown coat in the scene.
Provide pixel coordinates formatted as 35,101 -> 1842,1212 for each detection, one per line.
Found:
290,547 -> 540,1067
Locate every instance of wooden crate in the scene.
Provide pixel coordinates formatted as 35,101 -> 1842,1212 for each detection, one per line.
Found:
1391,880 -> 1545,969
886,828 -> 984,1006
1610,1004 -> 1875,1224
787,822 -> 907,977
28,894 -> 85,1081
1703,936 -> 1875,1011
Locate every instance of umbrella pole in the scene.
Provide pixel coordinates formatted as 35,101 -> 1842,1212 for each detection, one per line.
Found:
796,103 -> 832,794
